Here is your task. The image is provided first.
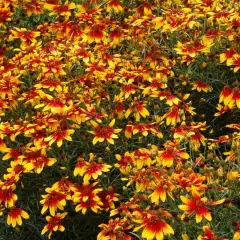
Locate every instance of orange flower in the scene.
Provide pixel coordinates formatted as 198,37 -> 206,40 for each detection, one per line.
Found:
179,187 -> 225,223
192,80 -> 212,93
214,103 -> 234,116
232,87 -> 240,108
125,96 -> 150,121
83,24 -> 106,44
40,188 -> 69,216
0,185 -> 18,207
198,225 -> 228,240
9,28 -> 40,45
0,3 -> 12,25
44,1 -> 76,20
107,0 -> 123,13
24,148 -> 57,174
98,218 -> 132,240
24,0 -> 43,16
227,54 -> 240,72
41,212 -> 67,239
73,153 -> 111,182
72,182 -> 103,214
114,151 -> 133,175
109,28 -> 122,47
7,159 -> 34,175
149,180 -> 175,204
7,207 -> 29,227
219,48 -> 237,64
133,210 -> 174,240
162,105 -> 181,126
233,222 -> 240,240
45,129 -> 74,147
157,141 -> 189,167
219,85 -> 233,106
88,119 -> 121,145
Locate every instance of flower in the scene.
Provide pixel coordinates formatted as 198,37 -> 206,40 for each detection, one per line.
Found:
233,222 -> 240,240
88,119 -> 121,145
98,218 -> 132,240
40,188 -> 69,216
192,80 -> 212,93
73,153 -> 111,183
41,212 -> 67,239
9,28 -> 40,45
198,225 -> 228,240
107,0 -> 123,13
72,182 -> 103,214
179,187 -> 225,223
44,129 -> 74,147
125,96 -> 150,122
219,85 -> 233,106
7,207 -> 29,227
133,210 -> 174,240
157,141 -> 189,167
44,1 -> 76,20
0,185 -> 18,207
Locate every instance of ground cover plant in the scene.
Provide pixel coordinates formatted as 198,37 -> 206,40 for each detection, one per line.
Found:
0,0 -> 239,239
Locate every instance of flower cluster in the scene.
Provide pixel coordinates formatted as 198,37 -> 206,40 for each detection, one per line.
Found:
0,0 -> 239,239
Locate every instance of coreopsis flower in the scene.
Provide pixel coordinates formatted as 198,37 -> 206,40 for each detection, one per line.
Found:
109,28 -> 122,48
232,87 -> 240,108
233,222 -> 240,240
84,104 -> 107,122
133,148 -> 155,169
198,225 -> 228,240
98,187 -> 119,211
52,178 -> 73,195
41,56 -> 66,76
0,185 -> 17,207
41,212 -> 67,239
214,103 -> 234,116
44,1 -> 76,20
9,28 -> 40,45
0,3 -> 12,26
106,0 -> 123,13
98,218 -> 132,240
192,80 -> 212,93
178,187 -> 225,223
24,148 -> 57,174
40,188 -> 69,216
44,129 -> 74,147
115,152 -> 134,175
7,207 -> 29,227
133,210 -> 174,240
162,105 -> 181,126
73,153 -> 111,183
0,138 -> 7,153
2,147 -> 24,161
189,129 -> 206,151
227,54 -> 240,72
219,85 -> 233,106
156,90 -> 180,106
88,119 -> 122,145
83,24 -> 106,44
125,96 -> 150,121
7,159 -> 34,175
110,200 -> 139,217
149,178 -> 175,204
171,171 -> 207,192
157,141 -> 189,167
72,182 -> 103,214
219,48 -> 237,64
24,0 -> 43,16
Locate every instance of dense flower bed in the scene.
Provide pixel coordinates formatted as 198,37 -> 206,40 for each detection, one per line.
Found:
0,0 -> 239,239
